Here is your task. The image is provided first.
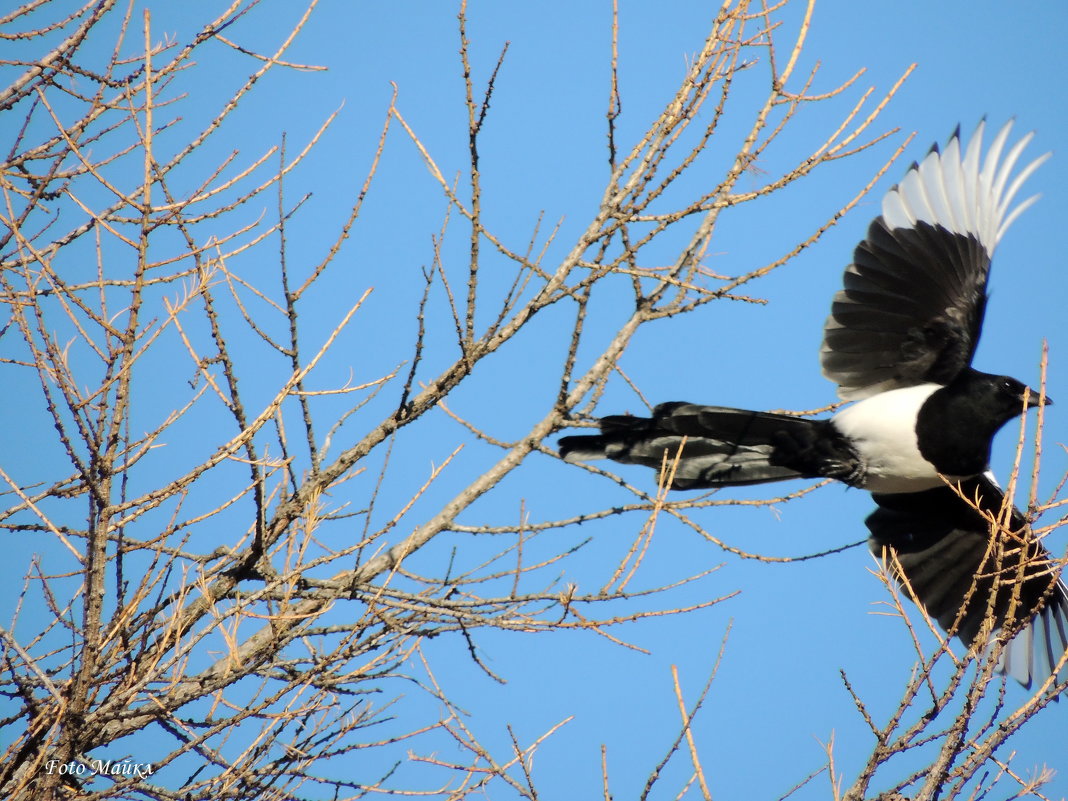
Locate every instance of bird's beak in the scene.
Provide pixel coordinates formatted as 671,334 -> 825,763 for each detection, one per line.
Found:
1025,387 -> 1053,408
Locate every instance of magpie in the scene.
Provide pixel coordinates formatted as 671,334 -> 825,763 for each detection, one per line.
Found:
560,120 -> 1067,688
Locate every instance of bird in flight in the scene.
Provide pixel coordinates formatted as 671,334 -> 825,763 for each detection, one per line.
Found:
560,120 -> 1067,689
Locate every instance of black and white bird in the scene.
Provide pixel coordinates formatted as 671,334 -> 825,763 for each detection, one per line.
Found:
560,120 -> 1067,689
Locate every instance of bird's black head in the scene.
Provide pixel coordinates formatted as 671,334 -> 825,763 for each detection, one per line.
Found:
988,374 -> 1053,417
916,369 -> 1053,477
944,370 -> 1052,436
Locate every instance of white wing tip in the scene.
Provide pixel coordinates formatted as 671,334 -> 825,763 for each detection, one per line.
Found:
881,119 -> 1047,252
996,586 -> 1068,691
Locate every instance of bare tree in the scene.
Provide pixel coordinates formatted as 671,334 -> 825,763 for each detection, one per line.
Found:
0,1 -> 1062,800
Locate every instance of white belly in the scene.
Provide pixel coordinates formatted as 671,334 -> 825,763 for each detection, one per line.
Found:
831,384 -> 945,493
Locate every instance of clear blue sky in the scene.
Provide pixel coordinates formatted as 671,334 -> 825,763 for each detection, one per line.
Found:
8,1 -> 1068,797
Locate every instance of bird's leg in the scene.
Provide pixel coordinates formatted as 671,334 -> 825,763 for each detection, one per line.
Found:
769,422 -> 866,488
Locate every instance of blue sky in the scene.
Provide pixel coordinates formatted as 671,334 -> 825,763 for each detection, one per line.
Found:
5,0 -> 1068,798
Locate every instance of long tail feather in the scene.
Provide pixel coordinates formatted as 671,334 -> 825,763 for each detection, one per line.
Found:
559,403 -> 820,490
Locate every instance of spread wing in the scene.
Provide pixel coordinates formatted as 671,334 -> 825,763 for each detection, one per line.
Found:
866,474 -> 1068,689
822,120 -> 1048,400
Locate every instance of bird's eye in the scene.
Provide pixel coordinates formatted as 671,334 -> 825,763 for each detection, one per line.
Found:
1000,378 -> 1029,400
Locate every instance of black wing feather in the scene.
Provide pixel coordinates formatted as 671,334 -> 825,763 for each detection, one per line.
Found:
867,474 -> 1068,689
821,121 -> 1046,399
